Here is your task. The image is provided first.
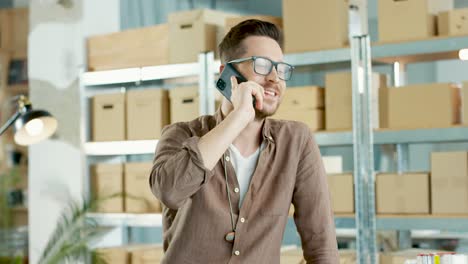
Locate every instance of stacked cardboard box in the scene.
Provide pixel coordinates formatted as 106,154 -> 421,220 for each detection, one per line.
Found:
87,24 -> 169,71
376,173 -> 430,214
463,83 -> 468,125
94,244 -> 164,264
378,0 -> 453,42
325,72 -> 387,130
225,15 -> 282,34
384,83 -> 460,129
124,162 -> 162,213
168,9 -> 234,63
92,93 -> 126,141
91,162 -> 162,213
273,86 -> 324,131
92,89 -> 170,141
431,152 -> 468,215
282,0 -> 348,53
438,8 -> 468,36
0,8 -> 28,55
91,163 -> 124,213
169,86 -> 200,123
328,174 -> 354,214
126,89 -> 169,140
280,248 -> 356,264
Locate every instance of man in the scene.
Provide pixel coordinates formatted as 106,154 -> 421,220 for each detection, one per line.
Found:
150,19 -> 338,263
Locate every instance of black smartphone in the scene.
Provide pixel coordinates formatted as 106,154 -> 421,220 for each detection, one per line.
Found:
215,63 -> 247,102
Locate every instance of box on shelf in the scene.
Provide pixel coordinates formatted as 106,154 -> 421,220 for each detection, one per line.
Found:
463,83 -> 468,125
94,247 -> 128,264
169,86 -> 200,123
325,72 -> 387,130
126,89 -> 169,140
438,8 -> 468,36
385,82 -> 460,129
376,173 -> 430,214
328,174 -> 354,214
380,249 -> 445,264
322,156 -> 343,174
11,207 -> 27,227
169,9 -> 234,63
378,0 -> 453,43
280,247 -> 305,264
92,93 -> 126,141
431,151 -> 468,214
282,0 -> 348,53
0,8 -> 28,54
124,162 -> 162,213
273,86 -> 324,131
91,163 -> 124,213
128,244 -> 165,264
87,24 -> 169,71
225,15 -> 282,34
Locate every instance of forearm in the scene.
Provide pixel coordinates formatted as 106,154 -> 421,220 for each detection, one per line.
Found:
198,109 -> 250,170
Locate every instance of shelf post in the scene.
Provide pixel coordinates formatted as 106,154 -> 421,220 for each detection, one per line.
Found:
349,0 -> 378,263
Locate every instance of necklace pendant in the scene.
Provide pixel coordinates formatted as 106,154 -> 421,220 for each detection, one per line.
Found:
225,231 -> 235,243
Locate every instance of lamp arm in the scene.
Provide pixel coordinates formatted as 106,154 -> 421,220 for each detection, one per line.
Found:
0,111 -> 21,136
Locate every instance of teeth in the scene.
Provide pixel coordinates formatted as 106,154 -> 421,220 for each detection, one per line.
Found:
265,90 -> 276,96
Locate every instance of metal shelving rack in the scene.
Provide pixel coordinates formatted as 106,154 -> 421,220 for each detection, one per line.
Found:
78,8 -> 468,262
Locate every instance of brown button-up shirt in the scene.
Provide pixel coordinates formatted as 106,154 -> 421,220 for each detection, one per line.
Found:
150,110 -> 338,264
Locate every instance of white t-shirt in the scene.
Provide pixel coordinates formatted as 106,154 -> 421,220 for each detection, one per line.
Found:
228,142 -> 266,207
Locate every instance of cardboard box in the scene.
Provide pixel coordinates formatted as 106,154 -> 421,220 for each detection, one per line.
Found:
464,83 -> 468,125
438,8 -> 468,36
386,83 -> 461,129
92,93 -> 126,141
376,173 -> 430,214
87,24 -> 169,71
225,15 -> 282,34
91,163 -> 124,213
169,9 -> 234,63
431,152 -> 468,214
11,207 -> 27,227
283,0 -> 348,53
328,174 -> 354,214
169,86 -> 200,123
126,89 -> 169,140
274,86 -> 324,131
280,248 -> 356,264
280,247 -> 305,264
380,249 -> 443,264
325,72 -> 387,130
124,162 -> 162,213
378,0 -> 453,43
94,247 -> 128,264
0,8 -> 28,55
128,244 -> 165,264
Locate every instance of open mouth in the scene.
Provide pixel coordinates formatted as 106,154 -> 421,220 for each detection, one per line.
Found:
264,89 -> 277,98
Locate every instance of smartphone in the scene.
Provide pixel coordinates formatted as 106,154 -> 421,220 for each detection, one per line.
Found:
215,63 -> 247,102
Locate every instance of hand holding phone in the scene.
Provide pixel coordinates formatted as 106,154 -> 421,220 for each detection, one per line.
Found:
216,64 -> 258,109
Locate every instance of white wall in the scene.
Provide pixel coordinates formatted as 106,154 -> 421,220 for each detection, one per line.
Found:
28,0 -> 119,262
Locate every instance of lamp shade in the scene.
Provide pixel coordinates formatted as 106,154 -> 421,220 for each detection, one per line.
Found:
13,109 -> 58,146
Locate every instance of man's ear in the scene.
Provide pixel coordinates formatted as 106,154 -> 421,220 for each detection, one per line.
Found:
219,64 -> 225,74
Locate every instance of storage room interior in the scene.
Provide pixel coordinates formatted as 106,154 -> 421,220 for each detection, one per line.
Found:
1,0 -> 468,263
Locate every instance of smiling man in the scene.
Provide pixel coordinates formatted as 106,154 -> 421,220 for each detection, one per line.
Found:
150,19 -> 338,264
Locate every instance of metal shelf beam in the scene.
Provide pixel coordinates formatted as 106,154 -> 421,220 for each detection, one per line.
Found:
86,213 -> 163,227
84,140 -> 158,156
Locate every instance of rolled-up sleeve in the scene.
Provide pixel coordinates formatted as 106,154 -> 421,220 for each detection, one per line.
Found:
292,125 -> 339,263
150,123 -> 215,209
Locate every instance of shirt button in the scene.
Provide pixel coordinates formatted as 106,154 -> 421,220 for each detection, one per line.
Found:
225,156 -> 230,162
234,187 -> 239,193
240,217 -> 245,223
234,250 -> 240,256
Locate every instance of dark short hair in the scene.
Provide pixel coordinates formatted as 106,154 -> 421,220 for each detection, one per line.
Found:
219,19 -> 283,63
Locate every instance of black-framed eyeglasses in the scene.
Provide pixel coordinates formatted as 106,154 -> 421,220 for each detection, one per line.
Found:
227,56 -> 295,81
